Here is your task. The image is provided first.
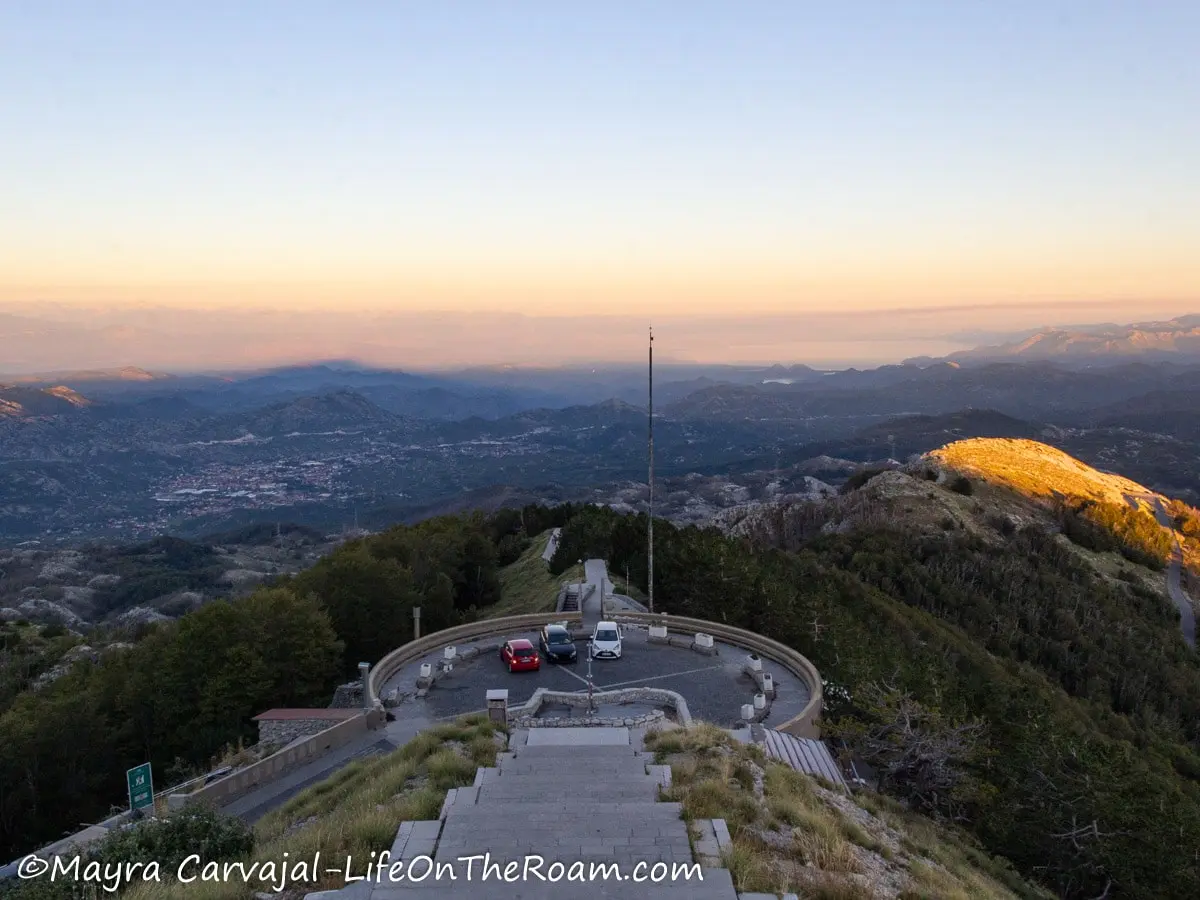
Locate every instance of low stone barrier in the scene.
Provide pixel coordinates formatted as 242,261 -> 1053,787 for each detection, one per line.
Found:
609,612 -> 823,738
168,712 -> 379,811
368,611 -> 584,707
509,686 -> 691,728
367,609 -> 823,738
517,709 -> 669,728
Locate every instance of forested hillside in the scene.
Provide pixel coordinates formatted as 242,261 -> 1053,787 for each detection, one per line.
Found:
0,509 -> 570,860
548,486 -> 1200,899
5,462 -> 1200,897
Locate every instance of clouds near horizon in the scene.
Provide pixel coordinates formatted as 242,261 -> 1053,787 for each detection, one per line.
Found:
2,300 -> 1197,374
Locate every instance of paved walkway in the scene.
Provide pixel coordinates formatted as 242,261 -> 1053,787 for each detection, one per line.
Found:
339,728 -> 738,898
582,559 -> 608,626
541,529 -> 560,563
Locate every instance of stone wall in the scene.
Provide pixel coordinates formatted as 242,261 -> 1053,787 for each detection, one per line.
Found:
329,681 -> 364,708
514,709 -> 668,728
257,717 -> 343,747
510,686 -> 691,727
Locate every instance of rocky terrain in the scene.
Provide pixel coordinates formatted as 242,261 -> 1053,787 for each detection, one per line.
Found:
0,527 -> 342,627
712,439 -> 1190,619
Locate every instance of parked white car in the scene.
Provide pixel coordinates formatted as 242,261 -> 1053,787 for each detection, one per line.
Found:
589,621 -> 622,659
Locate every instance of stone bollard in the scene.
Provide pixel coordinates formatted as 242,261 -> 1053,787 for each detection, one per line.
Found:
746,653 -> 762,673
420,663 -> 432,678
692,633 -> 716,655
444,646 -> 457,661
741,703 -> 755,722
648,624 -> 669,643
754,692 -> 767,710
762,673 -> 774,696
487,689 -> 509,727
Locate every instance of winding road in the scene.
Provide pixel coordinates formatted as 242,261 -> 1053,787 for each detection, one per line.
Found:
1130,494 -> 1196,648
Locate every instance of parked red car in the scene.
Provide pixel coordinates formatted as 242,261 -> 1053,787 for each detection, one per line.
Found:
500,639 -> 541,673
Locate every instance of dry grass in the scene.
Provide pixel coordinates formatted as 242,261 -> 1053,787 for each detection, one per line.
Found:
123,714 -> 501,900
486,530 -> 585,619
929,438 -> 1155,507
650,723 -> 1051,900
925,438 -> 1181,602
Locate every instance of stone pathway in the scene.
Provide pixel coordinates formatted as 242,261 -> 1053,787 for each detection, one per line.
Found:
326,727 -> 740,898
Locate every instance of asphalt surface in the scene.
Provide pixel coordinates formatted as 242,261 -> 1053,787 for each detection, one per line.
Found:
227,738 -> 400,823
1143,496 -> 1197,647
382,625 -> 811,729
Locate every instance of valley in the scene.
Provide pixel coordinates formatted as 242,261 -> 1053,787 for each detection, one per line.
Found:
4,358 -> 1200,546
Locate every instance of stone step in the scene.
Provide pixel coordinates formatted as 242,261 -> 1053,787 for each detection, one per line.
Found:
367,865 -> 737,897
492,768 -> 652,782
518,739 -> 643,753
432,825 -> 695,866
442,801 -> 685,822
474,789 -> 662,805
477,774 -> 661,791
498,752 -> 646,765
493,762 -> 650,777
480,768 -> 662,782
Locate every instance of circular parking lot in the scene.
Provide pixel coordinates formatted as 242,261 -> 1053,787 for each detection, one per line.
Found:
378,624 -> 812,729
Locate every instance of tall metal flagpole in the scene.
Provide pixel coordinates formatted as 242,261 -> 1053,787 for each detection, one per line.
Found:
648,326 -> 654,615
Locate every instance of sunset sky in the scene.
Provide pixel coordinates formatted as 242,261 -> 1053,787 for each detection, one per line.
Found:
2,1 -> 1198,366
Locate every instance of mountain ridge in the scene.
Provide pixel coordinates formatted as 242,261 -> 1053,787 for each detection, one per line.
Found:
908,315 -> 1200,365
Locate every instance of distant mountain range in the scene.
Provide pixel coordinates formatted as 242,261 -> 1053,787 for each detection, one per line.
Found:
909,315 -> 1200,365
0,384 -> 92,417
6,347 -> 1200,543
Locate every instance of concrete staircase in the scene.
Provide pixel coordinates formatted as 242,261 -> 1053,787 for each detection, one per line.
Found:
559,586 -> 580,613
355,727 -> 740,898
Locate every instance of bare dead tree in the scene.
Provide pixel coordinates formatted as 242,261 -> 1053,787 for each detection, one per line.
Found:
827,679 -> 988,820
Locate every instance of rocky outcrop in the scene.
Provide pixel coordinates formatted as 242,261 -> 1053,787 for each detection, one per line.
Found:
37,561 -> 84,581
16,597 -> 82,626
116,606 -> 171,627
30,644 -> 100,690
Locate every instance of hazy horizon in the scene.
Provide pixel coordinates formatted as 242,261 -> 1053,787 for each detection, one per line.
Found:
2,299 -> 1197,375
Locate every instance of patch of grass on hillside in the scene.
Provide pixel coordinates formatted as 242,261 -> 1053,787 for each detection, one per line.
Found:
609,571 -> 648,605
644,723 -> 1051,900
485,530 -> 585,619
1057,534 -> 1164,593
121,714 -> 502,900
930,438 -> 1152,506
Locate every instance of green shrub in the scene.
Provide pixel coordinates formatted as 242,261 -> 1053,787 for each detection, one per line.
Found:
95,806 -> 255,871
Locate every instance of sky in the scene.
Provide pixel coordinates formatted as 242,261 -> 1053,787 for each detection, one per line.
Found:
2,1 -> 1198,367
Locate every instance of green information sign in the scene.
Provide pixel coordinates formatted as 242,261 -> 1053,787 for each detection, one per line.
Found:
127,763 -> 154,812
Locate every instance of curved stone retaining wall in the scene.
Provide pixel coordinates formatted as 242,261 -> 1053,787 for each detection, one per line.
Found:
368,611 -> 822,738
606,612 -> 823,738
368,611 -> 584,707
